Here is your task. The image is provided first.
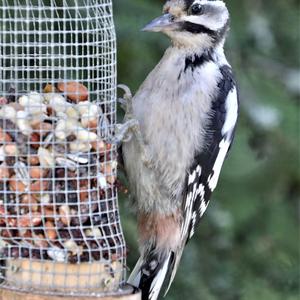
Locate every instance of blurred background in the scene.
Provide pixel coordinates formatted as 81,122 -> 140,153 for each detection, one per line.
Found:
114,0 -> 300,299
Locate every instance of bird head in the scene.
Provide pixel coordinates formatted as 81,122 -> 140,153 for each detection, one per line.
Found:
143,0 -> 230,49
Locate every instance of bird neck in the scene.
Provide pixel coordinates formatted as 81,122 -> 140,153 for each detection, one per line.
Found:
169,41 -> 226,64
168,30 -> 227,53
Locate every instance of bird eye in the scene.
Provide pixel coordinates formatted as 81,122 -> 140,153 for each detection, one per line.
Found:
191,4 -> 203,15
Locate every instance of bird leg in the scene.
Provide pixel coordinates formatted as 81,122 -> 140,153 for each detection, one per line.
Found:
112,119 -> 139,144
111,119 -> 151,167
114,84 -> 136,143
111,85 -> 151,166
115,84 -> 139,144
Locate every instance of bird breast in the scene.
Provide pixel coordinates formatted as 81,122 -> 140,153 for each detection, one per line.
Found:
126,47 -> 222,211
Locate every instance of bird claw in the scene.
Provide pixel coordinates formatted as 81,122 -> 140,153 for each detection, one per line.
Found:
110,119 -> 151,167
117,98 -> 127,111
118,84 -> 133,114
117,84 -> 132,101
110,119 -> 139,145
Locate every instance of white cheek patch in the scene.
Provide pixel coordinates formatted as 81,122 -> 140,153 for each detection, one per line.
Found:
183,1 -> 228,31
183,15 -> 227,31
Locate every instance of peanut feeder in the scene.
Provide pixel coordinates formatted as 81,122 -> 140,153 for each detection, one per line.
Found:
0,0 -> 130,298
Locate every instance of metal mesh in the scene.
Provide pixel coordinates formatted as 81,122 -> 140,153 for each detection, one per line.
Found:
0,0 -> 126,296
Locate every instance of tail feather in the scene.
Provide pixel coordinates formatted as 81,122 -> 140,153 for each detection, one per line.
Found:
127,257 -> 143,288
163,248 -> 184,297
149,252 -> 175,300
127,250 -> 180,300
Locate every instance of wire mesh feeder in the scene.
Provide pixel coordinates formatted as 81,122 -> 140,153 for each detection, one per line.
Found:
0,0 -> 127,297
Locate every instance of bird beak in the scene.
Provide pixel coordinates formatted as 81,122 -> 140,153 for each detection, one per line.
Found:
142,13 -> 178,32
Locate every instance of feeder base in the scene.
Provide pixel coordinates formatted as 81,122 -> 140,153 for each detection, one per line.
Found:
0,285 -> 141,300
5,259 -> 122,293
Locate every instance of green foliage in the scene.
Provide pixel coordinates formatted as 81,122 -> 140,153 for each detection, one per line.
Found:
115,0 -> 300,299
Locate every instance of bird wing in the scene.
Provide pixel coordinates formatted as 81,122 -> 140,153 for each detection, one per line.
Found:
164,65 -> 239,295
181,64 -> 238,241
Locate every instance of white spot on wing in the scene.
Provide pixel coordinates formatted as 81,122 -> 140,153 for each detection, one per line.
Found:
189,211 -> 197,238
183,177 -> 207,239
222,87 -> 238,135
182,190 -> 194,238
188,186 -> 210,239
188,165 -> 202,185
198,183 -> 205,201
207,138 -> 231,191
199,199 -> 209,217
188,170 -> 196,185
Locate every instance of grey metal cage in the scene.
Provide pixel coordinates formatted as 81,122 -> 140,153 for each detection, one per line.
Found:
0,0 -> 126,297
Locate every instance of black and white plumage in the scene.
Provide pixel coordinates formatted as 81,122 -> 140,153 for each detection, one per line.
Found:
122,1 -> 239,299
182,64 -> 237,241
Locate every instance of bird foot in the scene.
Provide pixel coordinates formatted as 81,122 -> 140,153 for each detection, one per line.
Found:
109,119 -> 138,145
110,118 -> 151,167
118,84 -> 133,114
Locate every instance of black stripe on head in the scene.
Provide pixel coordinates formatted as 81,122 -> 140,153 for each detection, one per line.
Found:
181,20 -> 229,43
182,21 -> 216,35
